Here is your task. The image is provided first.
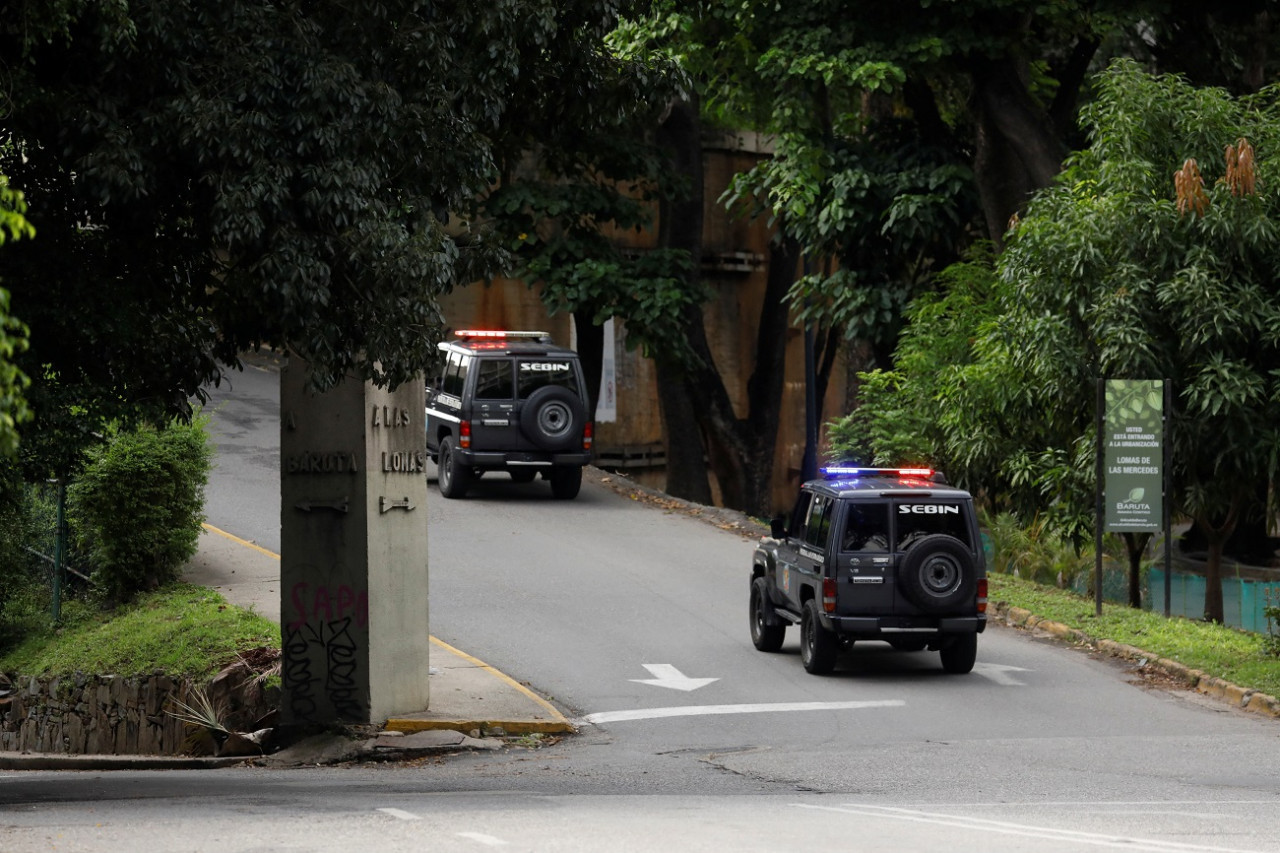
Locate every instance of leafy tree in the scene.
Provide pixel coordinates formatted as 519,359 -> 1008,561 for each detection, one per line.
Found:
0,175 -> 33,459
0,0 -> 657,477
479,28 -> 696,417
838,61 -> 1280,622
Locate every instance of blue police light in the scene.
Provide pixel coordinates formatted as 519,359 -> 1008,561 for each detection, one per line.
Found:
821,466 -> 934,479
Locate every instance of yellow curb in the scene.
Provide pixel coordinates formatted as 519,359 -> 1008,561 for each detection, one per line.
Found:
383,638 -> 576,736
1245,692 -> 1280,717
203,523 -> 281,560
384,718 -> 574,736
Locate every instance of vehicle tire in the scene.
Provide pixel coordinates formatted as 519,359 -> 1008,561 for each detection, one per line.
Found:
750,577 -> 786,652
888,637 -> 929,652
549,465 -> 582,500
437,436 -> 473,499
509,469 -> 537,484
520,386 -> 585,452
800,599 -> 839,674
939,632 -> 977,674
897,534 -> 976,613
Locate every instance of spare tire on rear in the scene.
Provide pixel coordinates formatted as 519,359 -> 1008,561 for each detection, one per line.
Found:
897,534 -> 976,613
520,385 -> 585,451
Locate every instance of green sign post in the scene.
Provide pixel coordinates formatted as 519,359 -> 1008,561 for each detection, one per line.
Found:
1103,380 -> 1164,532
1094,379 -> 1171,617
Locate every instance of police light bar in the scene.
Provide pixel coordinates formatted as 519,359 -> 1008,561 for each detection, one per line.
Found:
821,466 -> 934,479
455,329 -> 550,341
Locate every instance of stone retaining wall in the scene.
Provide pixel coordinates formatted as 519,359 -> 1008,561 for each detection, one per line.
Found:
0,667 -> 276,756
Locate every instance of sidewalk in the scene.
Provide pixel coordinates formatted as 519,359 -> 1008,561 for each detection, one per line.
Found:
185,525 -> 575,737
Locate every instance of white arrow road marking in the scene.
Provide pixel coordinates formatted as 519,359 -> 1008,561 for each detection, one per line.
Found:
377,808 -> 420,821
456,832 -> 509,847
972,662 -> 1031,686
792,804 -> 1263,853
581,699 -> 904,725
630,663 -> 720,692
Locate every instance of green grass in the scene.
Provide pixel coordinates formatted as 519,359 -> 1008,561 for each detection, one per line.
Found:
0,583 -> 278,680
990,572 -> 1280,698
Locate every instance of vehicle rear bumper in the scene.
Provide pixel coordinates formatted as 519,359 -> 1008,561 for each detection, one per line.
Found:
455,450 -> 594,468
822,614 -> 986,635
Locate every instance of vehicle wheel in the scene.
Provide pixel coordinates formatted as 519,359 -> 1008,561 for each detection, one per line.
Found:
750,577 -> 786,652
437,436 -> 473,499
888,637 -> 929,652
939,633 -> 977,674
520,386 -> 586,451
800,599 -> 839,674
509,469 -> 537,484
897,534 -> 976,613
549,465 -> 582,499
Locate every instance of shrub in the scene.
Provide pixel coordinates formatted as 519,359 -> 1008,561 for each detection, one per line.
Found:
68,417 -> 212,601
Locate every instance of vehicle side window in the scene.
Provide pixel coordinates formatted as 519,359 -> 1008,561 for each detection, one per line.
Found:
788,491 -> 813,538
803,495 -> 833,550
474,358 -> 514,400
895,502 -> 972,550
841,503 -> 889,552
441,352 -> 470,397
517,359 -> 580,399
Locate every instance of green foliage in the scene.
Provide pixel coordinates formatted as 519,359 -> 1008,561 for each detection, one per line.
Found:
0,174 -> 33,458
1264,590 -> 1280,658
983,512 -> 1095,591
0,583 -> 277,679
0,471 -> 49,627
2,0 -> 665,481
67,418 -> 212,601
836,62 -> 1280,567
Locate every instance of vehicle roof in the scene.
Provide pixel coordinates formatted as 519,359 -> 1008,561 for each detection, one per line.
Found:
438,339 -> 580,358
805,473 -> 972,500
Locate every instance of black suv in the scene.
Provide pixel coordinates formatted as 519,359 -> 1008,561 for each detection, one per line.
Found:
750,467 -> 987,674
425,330 -> 593,499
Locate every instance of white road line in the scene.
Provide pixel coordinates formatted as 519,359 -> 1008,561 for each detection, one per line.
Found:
792,803 -> 1265,853
457,832 -> 509,847
376,807 -> 421,821
580,699 -> 904,725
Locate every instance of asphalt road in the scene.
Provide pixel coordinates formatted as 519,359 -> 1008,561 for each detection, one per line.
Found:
3,353 -> 1278,853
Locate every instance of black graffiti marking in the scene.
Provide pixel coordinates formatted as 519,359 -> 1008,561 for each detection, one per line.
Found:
282,624 -> 319,721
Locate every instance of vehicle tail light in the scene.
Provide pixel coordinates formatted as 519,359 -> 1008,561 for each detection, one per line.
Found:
822,578 -> 837,613
976,577 -> 988,614
582,421 -> 593,451
459,420 -> 472,449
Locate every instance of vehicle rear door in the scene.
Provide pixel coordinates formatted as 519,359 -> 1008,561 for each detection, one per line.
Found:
469,356 -> 519,449
514,356 -> 587,452
833,500 -> 895,615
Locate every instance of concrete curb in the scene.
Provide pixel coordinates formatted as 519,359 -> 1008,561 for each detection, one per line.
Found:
990,601 -> 1280,719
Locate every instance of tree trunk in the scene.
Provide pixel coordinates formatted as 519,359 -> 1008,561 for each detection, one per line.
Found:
571,309 -> 603,421
1203,535 -> 1226,624
653,354 -> 713,505
968,55 -> 1068,245
1122,532 -> 1151,609
1195,498 -> 1242,624
654,98 -> 711,504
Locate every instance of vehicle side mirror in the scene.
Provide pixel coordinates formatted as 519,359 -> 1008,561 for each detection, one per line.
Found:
770,516 -> 786,539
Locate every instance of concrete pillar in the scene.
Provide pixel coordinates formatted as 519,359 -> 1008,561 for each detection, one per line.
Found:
279,357 -> 430,724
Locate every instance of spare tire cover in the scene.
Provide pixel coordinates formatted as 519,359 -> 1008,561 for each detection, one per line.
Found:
897,534 -> 976,613
519,385 -> 585,451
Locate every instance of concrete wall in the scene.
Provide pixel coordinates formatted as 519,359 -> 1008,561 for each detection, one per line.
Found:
0,670 -> 275,756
